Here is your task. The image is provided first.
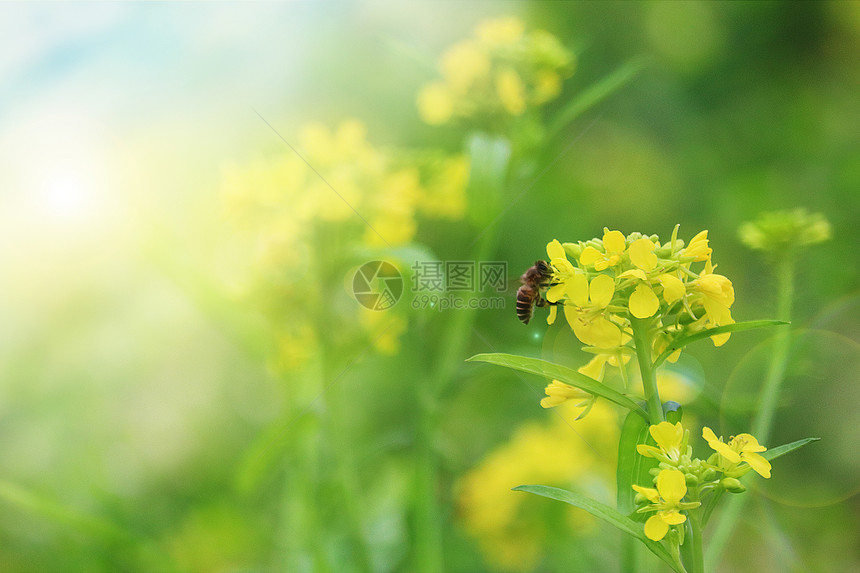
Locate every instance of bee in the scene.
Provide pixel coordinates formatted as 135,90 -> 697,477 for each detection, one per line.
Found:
516,260 -> 554,324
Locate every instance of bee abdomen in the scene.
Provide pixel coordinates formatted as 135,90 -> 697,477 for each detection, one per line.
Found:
516,285 -> 537,324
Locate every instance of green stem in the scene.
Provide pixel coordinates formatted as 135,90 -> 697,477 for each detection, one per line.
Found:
687,512 -> 705,573
704,257 -> 795,569
413,185 -> 501,573
630,316 -> 664,424
751,257 -> 794,442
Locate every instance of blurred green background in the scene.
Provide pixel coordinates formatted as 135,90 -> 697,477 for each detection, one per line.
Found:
0,2 -> 858,572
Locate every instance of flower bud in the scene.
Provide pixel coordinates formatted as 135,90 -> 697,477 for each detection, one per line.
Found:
720,477 -> 746,493
685,473 -> 698,487
702,468 -> 717,482
563,242 -> 582,259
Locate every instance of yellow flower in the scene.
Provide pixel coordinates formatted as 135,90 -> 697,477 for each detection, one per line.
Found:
684,230 -> 712,262
533,70 -> 562,103
617,268 -> 659,319
562,274 -> 622,347
495,68 -> 527,116
540,380 -> 590,409
632,469 -> 699,541
417,82 -> 454,125
417,155 -> 470,219
579,229 -> 627,271
702,427 -> 772,478
441,40 -> 490,92
691,261 -> 735,346
636,421 -> 686,462
658,273 -> 686,304
476,16 -> 525,46
544,239 -> 578,303
628,237 -> 658,271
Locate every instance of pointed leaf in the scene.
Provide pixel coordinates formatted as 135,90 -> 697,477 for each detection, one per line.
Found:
763,437 -> 819,462
547,56 -> 649,138
653,320 -> 789,367
466,353 -> 647,418
513,485 -> 684,572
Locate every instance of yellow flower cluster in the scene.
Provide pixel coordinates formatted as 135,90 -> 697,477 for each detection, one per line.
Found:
221,120 -> 470,364
633,421 -> 771,541
417,16 -> 575,126
458,402 -> 618,571
539,227 -> 735,393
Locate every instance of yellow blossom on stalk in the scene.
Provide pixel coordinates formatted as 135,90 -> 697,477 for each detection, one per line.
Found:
702,427 -> 772,478
579,229 -> 627,271
417,16 -> 575,127
683,230 -> 712,262
632,469 -> 700,541
689,261 -> 735,346
636,421 -> 687,462
520,226 -> 741,407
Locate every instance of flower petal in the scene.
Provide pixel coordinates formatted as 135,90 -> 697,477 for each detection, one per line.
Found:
703,427 -> 741,463
578,354 -> 608,381
589,274 -> 615,308
630,284 -> 659,318
649,422 -> 684,454
547,239 -> 566,261
643,514 -> 669,541
579,246 -> 602,267
567,274 -> 589,307
660,509 -> 687,525
547,304 -> 557,325
629,238 -> 657,271
656,469 -> 687,504
603,230 -> 627,254
546,283 -> 566,303
636,444 -> 662,459
632,484 -> 660,503
659,274 -> 686,304
735,433 -> 767,453
742,452 -> 772,478
618,269 -> 648,281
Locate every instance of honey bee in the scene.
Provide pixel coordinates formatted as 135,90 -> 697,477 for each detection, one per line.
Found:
516,260 -> 554,324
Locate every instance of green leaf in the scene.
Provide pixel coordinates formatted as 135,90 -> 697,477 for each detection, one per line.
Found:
547,56 -> 648,138
466,353 -> 647,418
653,320 -> 790,368
513,485 -> 684,573
763,437 -> 820,461
617,407 -> 657,517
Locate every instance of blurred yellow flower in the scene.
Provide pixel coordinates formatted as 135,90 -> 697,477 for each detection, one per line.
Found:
458,402 -> 618,571
476,16 -> 525,46
441,40 -> 491,91
417,82 -> 454,125
417,16 -> 574,127
495,68 -> 527,116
